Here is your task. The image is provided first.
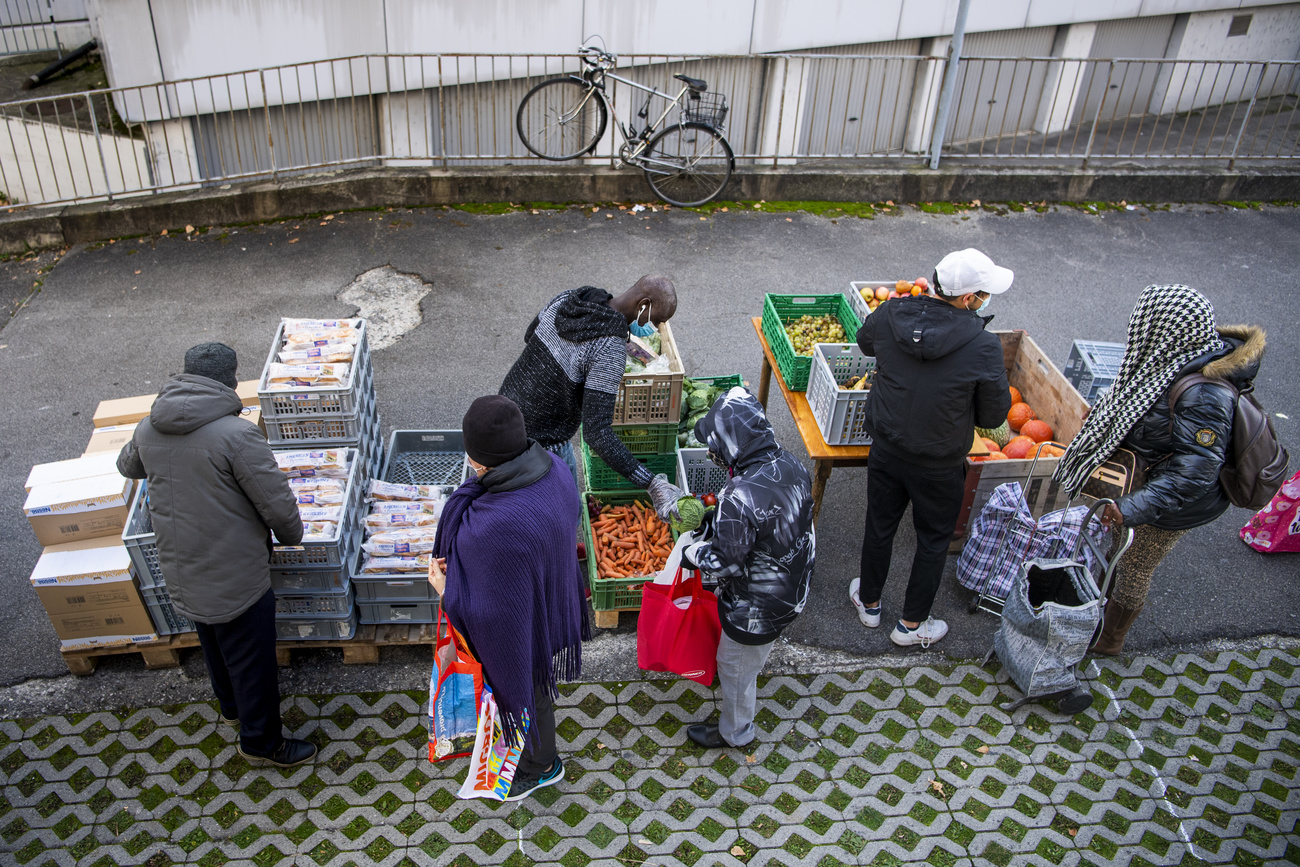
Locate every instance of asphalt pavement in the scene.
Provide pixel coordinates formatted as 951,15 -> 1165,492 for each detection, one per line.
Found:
0,200 -> 1297,708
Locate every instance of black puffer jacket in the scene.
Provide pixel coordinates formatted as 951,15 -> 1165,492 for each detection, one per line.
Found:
692,388 -> 816,646
1118,325 -> 1264,530
857,296 -> 1011,467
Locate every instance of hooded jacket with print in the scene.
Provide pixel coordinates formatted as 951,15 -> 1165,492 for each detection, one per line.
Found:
117,374 -> 302,623
692,388 -> 816,646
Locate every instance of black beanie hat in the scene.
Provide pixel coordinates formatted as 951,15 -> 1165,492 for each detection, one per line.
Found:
463,396 -> 529,467
183,342 -> 238,389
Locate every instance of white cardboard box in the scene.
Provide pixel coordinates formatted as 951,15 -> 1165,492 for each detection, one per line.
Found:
23,474 -> 135,547
25,451 -> 123,492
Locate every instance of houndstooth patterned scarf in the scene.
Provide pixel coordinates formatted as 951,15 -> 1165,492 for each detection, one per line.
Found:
1054,284 -> 1226,498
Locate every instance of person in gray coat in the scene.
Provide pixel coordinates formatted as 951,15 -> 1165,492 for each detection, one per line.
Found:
117,343 -> 316,768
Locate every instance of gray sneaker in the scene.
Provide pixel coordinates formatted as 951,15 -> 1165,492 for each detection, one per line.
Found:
890,618 -> 949,648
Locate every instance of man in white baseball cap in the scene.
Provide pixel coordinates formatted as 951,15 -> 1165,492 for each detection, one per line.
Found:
848,248 -> 1014,649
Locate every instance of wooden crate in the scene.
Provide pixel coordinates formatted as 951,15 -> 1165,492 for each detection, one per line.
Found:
951,331 -> 1089,548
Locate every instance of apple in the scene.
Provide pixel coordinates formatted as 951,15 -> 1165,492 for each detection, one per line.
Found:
874,286 -> 890,301
914,276 -> 929,290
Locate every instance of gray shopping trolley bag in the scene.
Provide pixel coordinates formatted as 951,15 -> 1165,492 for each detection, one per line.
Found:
992,557 -> 1101,712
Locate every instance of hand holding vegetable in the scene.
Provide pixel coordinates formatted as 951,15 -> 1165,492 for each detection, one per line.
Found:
647,474 -> 687,523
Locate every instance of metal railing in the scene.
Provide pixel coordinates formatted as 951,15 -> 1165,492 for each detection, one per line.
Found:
0,52 -> 1296,208
0,0 -> 59,56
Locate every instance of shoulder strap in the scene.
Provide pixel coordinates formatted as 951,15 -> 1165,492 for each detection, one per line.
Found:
1167,373 -> 1237,437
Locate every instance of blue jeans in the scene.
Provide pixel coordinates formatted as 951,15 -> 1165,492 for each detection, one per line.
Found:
545,440 -> 580,490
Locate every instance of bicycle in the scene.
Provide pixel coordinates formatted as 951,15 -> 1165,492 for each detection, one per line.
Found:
515,45 -> 735,207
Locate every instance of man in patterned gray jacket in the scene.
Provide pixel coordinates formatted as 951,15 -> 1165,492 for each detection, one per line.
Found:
682,388 -> 816,749
499,275 -> 686,521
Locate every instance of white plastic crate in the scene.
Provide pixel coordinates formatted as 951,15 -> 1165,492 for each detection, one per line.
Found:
258,320 -> 372,420
806,343 -> 875,446
676,448 -> 729,497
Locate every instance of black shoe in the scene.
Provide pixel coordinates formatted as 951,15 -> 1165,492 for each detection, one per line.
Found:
505,757 -> 565,801
687,724 -> 730,749
238,738 -> 317,768
1055,687 -> 1094,715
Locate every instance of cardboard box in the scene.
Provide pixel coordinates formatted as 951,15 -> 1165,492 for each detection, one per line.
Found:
26,451 -> 123,492
93,379 -> 260,428
83,423 -> 139,456
24,474 -> 134,547
29,539 -> 158,648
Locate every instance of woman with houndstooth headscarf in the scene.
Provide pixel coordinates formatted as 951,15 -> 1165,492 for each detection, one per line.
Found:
1054,284 -> 1267,654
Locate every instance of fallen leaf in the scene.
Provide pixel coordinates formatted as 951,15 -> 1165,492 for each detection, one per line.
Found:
970,199 -> 980,207
960,761 -> 967,768
319,222 -> 328,226
618,205 -> 627,210
745,754 -> 757,764
532,209 -> 539,214
597,742 -> 606,749
976,745 -> 989,754
592,206 -> 599,213
720,207 -> 728,212
325,214 -> 335,220
638,839 -> 651,845
730,846 -> 745,856
885,200 -> 894,206
160,229 -> 167,236
185,224 -> 194,233
606,213 -> 614,219
930,779 -> 944,793
785,217 -> 793,222
700,216 -> 707,220
1069,828 -> 1078,837
289,238 -> 299,244
134,270 -> 141,275
753,203 -> 761,209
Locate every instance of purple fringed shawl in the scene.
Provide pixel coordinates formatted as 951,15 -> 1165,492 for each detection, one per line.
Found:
435,452 -> 589,745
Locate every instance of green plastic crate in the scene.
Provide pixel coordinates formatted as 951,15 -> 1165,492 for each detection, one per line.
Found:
760,294 -> 863,391
581,441 -> 678,491
611,423 -> 680,455
581,490 -> 677,611
679,374 -> 745,445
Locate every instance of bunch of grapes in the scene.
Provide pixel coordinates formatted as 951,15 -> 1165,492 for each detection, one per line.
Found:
783,315 -> 846,356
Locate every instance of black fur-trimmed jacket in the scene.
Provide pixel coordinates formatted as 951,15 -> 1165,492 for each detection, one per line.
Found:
1118,325 -> 1265,530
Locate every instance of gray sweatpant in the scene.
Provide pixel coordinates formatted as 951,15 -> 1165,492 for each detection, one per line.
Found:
717,632 -> 775,747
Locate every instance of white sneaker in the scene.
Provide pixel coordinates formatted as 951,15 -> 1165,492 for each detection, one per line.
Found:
848,578 -> 881,628
890,618 -> 949,648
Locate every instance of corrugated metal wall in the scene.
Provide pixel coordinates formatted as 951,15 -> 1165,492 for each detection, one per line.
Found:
946,26 -> 1056,146
1073,15 -> 1177,125
797,39 -> 923,156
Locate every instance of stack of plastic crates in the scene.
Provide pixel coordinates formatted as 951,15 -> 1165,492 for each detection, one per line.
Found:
258,318 -> 383,481
121,482 -> 194,636
351,431 -> 469,626
1064,340 -> 1125,404
675,446 -> 733,591
263,446 -> 363,640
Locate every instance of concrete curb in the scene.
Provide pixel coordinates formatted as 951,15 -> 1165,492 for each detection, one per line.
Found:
3,164 -> 1300,254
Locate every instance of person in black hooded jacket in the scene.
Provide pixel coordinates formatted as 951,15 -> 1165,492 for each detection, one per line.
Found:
1054,284 -> 1268,654
499,275 -> 687,522
681,387 -> 816,749
851,249 -> 1014,648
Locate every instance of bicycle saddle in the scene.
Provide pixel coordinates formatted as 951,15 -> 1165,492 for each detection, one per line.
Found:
673,73 -> 708,92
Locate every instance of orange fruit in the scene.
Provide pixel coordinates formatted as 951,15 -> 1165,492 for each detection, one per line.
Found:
986,451 -> 1009,460
1003,436 -> 1036,460
1020,419 -> 1054,443
1007,402 -> 1036,431
1009,386 -> 1023,405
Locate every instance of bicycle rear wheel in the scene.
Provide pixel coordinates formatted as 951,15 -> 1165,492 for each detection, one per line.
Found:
516,78 -> 608,161
641,122 -> 734,207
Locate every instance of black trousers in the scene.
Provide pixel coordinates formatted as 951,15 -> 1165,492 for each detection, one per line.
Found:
514,683 -> 558,777
858,451 -> 966,623
193,588 -> 283,754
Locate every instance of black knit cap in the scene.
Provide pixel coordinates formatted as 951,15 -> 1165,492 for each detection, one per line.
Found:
463,395 -> 529,467
183,342 -> 238,389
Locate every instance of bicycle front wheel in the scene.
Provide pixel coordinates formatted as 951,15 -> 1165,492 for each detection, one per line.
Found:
642,122 -> 734,207
516,78 -> 608,161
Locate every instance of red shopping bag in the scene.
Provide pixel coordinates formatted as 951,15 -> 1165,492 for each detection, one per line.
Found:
428,607 -> 483,762
637,566 -> 721,686
1240,468 -> 1300,553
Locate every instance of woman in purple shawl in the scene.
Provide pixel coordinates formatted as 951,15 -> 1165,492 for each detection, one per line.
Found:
429,396 -> 590,801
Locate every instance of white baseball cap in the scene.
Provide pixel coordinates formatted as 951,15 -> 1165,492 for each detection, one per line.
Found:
934,249 -> 1014,296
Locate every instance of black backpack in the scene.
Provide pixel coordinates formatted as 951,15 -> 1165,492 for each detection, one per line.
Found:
1169,374 -> 1290,511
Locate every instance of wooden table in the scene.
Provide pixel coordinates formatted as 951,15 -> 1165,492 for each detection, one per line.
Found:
752,317 -> 985,522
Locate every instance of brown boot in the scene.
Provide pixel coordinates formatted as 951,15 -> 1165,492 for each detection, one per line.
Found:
1091,599 -> 1144,656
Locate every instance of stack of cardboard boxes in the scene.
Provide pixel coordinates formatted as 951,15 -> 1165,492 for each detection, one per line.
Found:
24,382 -> 263,654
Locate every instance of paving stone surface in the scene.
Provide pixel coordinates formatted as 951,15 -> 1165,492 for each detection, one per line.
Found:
0,646 -> 1296,866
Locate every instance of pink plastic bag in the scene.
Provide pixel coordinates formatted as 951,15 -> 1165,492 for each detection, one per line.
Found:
1240,469 -> 1300,553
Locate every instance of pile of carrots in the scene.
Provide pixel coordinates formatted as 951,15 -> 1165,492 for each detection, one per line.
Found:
590,499 -> 674,580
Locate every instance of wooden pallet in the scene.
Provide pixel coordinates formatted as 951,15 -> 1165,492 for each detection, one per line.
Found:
61,623 -> 437,676
593,608 -> 639,629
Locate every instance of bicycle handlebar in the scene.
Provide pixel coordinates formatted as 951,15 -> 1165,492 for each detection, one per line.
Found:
578,45 -> 616,66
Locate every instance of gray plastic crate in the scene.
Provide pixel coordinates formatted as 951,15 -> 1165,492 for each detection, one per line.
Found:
806,343 -> 874,446
352,575 -> 438,602
676,448 -> 729,497
270,566 -> 350,593
275,608 -> 358,641
141,586 -> 195,635
358,600 -> 438,625
274,586 -> 354,617
380,430 -> 470,487
122,481 -> 164,589
258,320 -> 372,420
263,369 -> 376,444
269,447 -> 363,569
1064,340 -> 1125,404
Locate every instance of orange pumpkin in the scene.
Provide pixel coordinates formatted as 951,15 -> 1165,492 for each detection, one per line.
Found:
1003,436 -> 1036,460
1020,419 -> 1054,443
986,451 -> 1009,461
980,438 -> 1001,453
1009,386 -> 1023,405
1007,402 -> 1036,431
